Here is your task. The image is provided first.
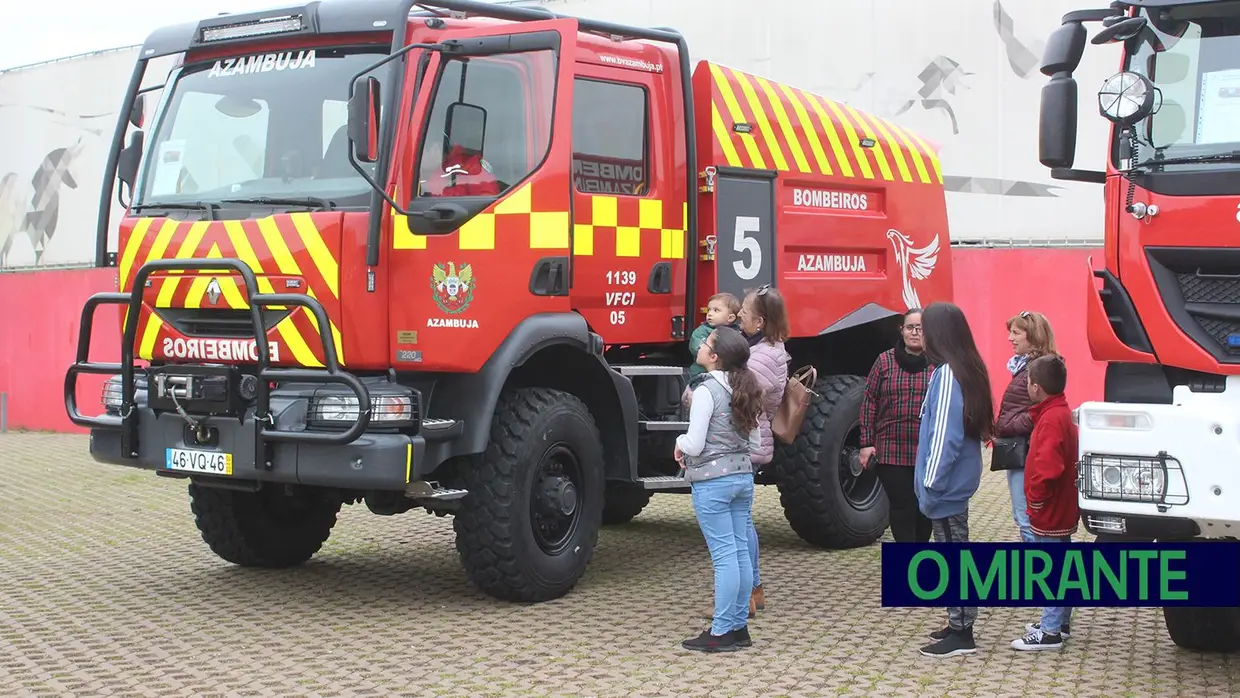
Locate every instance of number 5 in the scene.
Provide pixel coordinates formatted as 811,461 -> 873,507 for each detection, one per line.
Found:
733,216 -> 761,281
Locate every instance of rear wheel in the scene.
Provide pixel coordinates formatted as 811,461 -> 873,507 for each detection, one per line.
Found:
774,374 -> 889,548
188,482 -> 341,567
453,387 -> 605,602
1164,606 -> 1240,652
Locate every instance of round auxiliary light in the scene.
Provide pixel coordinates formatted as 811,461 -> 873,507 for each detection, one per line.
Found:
1098,71 -> 1156,125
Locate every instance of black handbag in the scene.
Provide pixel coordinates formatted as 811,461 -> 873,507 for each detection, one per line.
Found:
990,435 -> 1030,471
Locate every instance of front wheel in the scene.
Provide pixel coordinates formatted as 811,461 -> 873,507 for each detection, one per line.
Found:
453,387 -> 605,602
1164,606 -> 1240,652
774,374 -> 889,548
188,482 -> 342,567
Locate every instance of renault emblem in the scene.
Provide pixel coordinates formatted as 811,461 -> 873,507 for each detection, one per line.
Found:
205,278 -> 222,306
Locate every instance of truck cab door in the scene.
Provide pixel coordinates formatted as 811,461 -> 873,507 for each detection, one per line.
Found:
387,19 -> 579,373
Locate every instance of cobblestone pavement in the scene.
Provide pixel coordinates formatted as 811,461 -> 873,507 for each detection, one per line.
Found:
2,433 -> 1239,697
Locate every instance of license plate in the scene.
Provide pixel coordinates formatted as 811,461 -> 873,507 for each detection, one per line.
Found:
165,448 -> 233,475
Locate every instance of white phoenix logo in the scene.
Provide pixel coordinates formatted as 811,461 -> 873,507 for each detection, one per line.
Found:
886,229 -> 940,309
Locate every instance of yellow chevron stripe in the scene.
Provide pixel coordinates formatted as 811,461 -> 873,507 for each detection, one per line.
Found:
118,217 -> 153,291
801,90 -> 855,178
288,213 -> 338,299
892,120 -> 937,184
856,109 -> 914,183
889,121 -> 941,184
155,221 -> 211,308
777,84 -> 832,176
138,315 -> 163,360
222,220 -> 286,310
729,69 -> 789,171
305,286 -> 346,366
842,105 -> 896,181
709,64 -> 767,169
710,102 -> 743,166
819,96 -> 875,180
256,217 -> 301,275
755,76 -> 811,173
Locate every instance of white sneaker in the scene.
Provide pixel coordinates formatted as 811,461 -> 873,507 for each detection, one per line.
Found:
1025,621 -> 1070,639
1012,628 -> 1064,651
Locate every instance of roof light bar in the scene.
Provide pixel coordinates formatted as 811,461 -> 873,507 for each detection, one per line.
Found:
201,14 -> 305,43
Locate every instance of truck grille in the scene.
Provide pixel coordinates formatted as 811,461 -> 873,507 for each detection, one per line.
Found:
157,308 -> 291,338
1147,247 -> 1240,362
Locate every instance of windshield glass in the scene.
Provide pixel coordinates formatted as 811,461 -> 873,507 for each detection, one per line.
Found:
135,46 -> 383,208
1126,5 -> 1240,171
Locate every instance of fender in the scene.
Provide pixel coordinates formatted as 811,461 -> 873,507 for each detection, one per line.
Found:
413,312 -> 639,480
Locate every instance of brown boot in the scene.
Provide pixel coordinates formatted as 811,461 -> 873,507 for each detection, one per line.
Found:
752,584 -> 766,611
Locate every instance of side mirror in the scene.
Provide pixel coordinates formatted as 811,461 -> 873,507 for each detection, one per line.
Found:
118,129 -> 144,189
1039,73 -> 1078,169
1091,16 -> 1148,45
1040,22 -> 1087,77
129,93 -> 146,129
444,101 -> 487,159
347,76 -> 381,164
1097,71 -> 1157,126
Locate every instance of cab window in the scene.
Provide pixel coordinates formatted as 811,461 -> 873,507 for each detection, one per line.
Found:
572,78 -> 650,196
415,50 -> 556,198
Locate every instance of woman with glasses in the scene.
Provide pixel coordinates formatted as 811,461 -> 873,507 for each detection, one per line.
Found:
859,308 -> 936,542
992,310 -> 1059,543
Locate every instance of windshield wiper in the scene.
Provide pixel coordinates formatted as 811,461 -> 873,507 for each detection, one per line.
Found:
130,201 -> 219,220
219,196 -> 336,210
1134,150 -> 1240,170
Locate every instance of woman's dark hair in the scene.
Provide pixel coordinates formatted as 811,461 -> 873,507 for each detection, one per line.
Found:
921,302 -> 994,441
709,326 -> 763,433
745,285 -> 790,343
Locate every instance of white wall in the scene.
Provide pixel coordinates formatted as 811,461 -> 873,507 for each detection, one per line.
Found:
515,0 -> 1121,244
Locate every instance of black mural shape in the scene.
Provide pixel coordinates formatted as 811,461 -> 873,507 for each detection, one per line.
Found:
0,142 -> 81,266
893,56 -> 973,135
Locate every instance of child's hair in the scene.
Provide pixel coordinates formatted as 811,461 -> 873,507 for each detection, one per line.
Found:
708,326 -> 763,433
1028,354 -> 1068,396
921,302 -> 995,441
745,285 -> 790,342
1007,310 -> 1058,358
709,292 -> 742,316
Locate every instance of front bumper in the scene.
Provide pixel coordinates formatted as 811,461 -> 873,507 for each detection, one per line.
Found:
88,388 -> 424,491
1076,375 -> 1240,539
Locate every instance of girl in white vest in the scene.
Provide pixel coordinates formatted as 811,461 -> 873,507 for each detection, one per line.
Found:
675,326 -> 764,653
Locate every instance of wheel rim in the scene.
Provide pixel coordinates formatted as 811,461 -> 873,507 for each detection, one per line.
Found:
838,420 -> 883,511
530,443 -> 584,554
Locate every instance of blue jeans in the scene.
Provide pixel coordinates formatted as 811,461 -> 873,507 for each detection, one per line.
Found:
691,472 -> 755,636
1007,469 -> 1035,543
1034,534 -> 1074,633
748,520 -> 760,588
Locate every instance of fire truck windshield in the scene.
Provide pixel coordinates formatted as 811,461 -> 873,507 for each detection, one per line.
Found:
1124,8 -> 1240,172
133,46 -> 384,210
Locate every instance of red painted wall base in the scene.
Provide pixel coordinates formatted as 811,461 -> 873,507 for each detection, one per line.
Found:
0,248 -> 1107,433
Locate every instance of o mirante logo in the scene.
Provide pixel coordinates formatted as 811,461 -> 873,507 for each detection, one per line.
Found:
880,542 -> 1240,607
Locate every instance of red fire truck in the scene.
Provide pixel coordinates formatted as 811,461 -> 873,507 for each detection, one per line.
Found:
1039,0 -> 1240,651
65,0 -> 954,602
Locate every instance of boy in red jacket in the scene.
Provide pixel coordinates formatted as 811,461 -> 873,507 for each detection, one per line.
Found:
1011,354 -> 1079,652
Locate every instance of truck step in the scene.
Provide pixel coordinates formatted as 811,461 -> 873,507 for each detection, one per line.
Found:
421,418 -> 464,440
638,475 -> 690,490
613,365 -> 686,377
405,480 -> 469,501
641,420 -> 689,432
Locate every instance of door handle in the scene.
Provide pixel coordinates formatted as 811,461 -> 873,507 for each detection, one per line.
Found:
420,203 -> 466,222
529,256 -> 569,296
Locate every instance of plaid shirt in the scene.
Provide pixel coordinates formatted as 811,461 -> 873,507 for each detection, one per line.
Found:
859,349 -> 936,468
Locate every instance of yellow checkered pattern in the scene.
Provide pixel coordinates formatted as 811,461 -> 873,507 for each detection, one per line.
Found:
572,197 -> 686,260
393,180 -> 570,251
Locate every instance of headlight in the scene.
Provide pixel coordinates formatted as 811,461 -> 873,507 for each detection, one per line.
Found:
1083,410 -> 1152,431
307,394 -> 413,426
102,375 -> 123,410
1082,455 -> 1167,502
1097,70 -> 1156,125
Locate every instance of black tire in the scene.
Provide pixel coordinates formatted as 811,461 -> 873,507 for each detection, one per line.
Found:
601,484 -> 652,525
1164,606 -> 1240,652
188,482 -> 341,568
774,374 -> 889,548
453,387 -> 605,602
